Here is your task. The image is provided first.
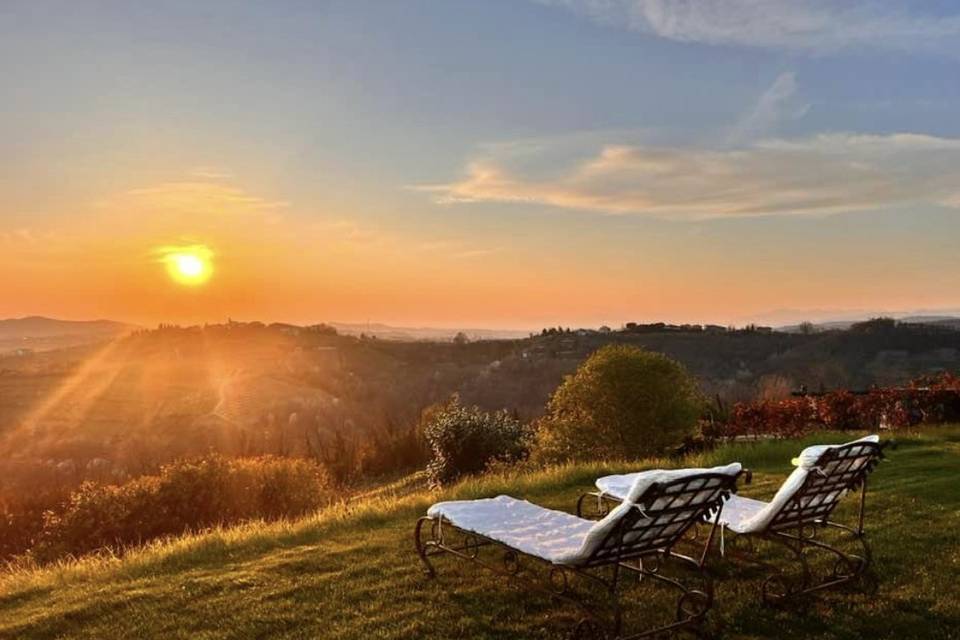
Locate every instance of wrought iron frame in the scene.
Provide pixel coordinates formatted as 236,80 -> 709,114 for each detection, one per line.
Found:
580,441 -> 891,607
415,470 -> 746,639
723,439 -> 891,605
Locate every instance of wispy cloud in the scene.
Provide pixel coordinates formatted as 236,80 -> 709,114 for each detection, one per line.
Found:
190,166 -> 235,180
0,228 -> 38,245
417,132 -> 960,220
729,72 -> 809,142
320,219 -> 386,247
321,219 -> 501,259
536,1 -> 960,54
453,247 -> 502,259
98,180 -> 289,218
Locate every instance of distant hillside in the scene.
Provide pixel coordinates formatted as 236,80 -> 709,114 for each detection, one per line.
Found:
0,316 -> 137,354
0,316 -> 135,339
2,319 -> 958,473
329,321 -> 530,341
779,315 -> 960,333
901,316 -> 960,331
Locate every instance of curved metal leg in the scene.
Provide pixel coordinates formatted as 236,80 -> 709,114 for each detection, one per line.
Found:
761,535 -> 812,606
611,551 -> 714,639
818,522 -> 873,583
414,516 -> 437,578
771,524 -> 873,597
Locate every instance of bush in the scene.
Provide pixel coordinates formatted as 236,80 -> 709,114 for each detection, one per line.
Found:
0,488 -> 66,560
35,455 -> 330,561
725,398 -> 817,439
710,372 -> 960,439
423,397 -> 530,487
531,345 -> 702,463
356,424 -> 430,478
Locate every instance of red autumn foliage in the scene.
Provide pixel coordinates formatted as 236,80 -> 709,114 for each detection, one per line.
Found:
710,372 -> 960,440
723,398 -> 816,439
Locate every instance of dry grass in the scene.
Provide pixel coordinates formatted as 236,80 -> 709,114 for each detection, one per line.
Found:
1,427 -> 958,639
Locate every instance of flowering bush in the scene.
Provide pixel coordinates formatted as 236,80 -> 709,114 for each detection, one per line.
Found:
423,397 -> 530,487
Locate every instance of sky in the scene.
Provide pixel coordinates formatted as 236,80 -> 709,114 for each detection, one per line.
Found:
2,0 -> 960,330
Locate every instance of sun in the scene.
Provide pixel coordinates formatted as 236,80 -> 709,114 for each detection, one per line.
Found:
160,245 -> 213,286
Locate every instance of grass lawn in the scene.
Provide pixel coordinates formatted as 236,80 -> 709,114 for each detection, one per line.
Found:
1,427 -> 958,639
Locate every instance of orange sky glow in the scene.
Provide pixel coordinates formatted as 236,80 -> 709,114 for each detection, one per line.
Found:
4,2 -> 960,330
4,170 -> 957,330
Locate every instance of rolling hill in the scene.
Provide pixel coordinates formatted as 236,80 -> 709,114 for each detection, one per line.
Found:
0,316 -> 137,354
0,427 -> 956,639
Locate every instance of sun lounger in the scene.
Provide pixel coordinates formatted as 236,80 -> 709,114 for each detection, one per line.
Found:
587,436 -> 890,604
415,463 -> 745,639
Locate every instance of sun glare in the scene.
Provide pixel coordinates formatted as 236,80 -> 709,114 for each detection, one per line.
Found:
160,245 -> 213,286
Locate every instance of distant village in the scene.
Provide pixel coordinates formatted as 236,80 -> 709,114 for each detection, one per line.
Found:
538,322 -> 773,338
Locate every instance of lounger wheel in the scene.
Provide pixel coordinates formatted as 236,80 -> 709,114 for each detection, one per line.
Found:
760,574 -> 790,606
676,590 -> 711,622
830,555 -> 863,581
570,618 -> 607,640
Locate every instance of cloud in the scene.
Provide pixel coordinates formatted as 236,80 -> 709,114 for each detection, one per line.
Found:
729,72 -> 809,142
98,180 -> 289,218
536,1 -> 960,54
416,132 -> 960,219
0,228 -> 38,245
190,167 -> 235,180
414,236 -> 502,260
453,247 -> 502,259
320,220 -> 501,260
321,219 -> 385,247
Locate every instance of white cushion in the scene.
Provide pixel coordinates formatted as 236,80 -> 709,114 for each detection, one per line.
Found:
428,496 -> 595,564
793,434 -> 880,469
718,494 -> 772,533
594,463 -> 744,503
573,463 -> 740,563
722,434 -> 880,534
427,463 -> 743,566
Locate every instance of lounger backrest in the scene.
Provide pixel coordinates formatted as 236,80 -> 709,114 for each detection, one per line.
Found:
767,439 -> 884,532
583,471 -> 738,566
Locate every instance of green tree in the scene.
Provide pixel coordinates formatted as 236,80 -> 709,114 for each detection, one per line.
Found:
532,344 -> 701,463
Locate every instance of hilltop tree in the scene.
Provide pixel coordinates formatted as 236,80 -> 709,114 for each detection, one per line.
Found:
531,344 -> 702,463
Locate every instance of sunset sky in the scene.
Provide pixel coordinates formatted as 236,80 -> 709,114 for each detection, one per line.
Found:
3,1 -> 960,329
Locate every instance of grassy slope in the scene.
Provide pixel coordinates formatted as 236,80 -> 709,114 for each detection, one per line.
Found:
1,428 -> 959,640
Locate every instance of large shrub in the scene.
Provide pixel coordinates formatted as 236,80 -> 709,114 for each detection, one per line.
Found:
531,345 -> 702,463
423,397 -> 530,487
35,455 -> 330,560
